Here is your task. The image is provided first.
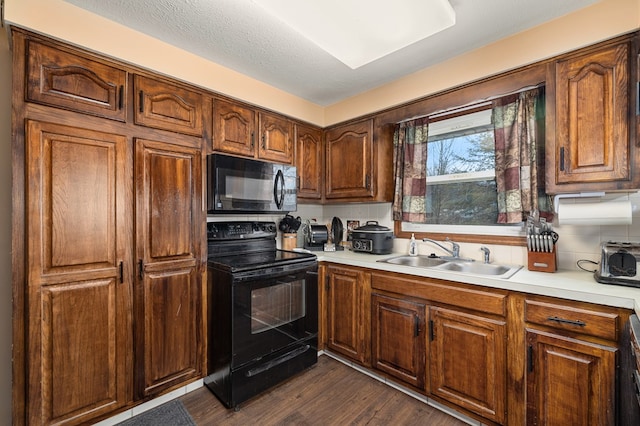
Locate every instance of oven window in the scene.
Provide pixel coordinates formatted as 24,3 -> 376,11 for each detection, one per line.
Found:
251,280 -> 306,334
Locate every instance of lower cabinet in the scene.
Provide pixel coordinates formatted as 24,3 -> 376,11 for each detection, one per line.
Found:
524,296 -> 622,425
526,330 -> 616,425
371,294 -> 426,390
429,307 -> 506,424
325,265 -> 371,366
322,264 -> 631,426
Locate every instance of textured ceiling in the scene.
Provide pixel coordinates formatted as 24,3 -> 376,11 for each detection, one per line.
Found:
62,0 -> 599,106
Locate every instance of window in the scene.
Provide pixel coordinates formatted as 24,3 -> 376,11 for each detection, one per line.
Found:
426,107 -> 496,225
401,106 -> 523,237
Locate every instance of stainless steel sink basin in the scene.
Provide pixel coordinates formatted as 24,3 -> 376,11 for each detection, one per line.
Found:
434,260 -> 522,279
378,255 -> 447,268
378,255 -> 522,279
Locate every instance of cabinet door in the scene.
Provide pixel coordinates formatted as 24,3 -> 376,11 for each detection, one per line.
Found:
326,266 -> 370,365
526,329 -> 616,426
212,98 -> 256,157
295,124 -> 323,200
259,111 -> 293,164
134,75 -> 204,136
26,39 -> 127,121
135,138 -> 202,398
550,40 -> 632,190
25,120 -> 131,425
429,307 -> 506,424
325,119 -> 374,200
372,294 -> 426,389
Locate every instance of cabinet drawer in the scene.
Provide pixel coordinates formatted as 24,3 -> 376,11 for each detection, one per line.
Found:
525,299 -> 619,341
371,272 -> 506,316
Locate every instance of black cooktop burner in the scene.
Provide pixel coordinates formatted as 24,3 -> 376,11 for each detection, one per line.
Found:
208,249 -> 316,272
207,221 -> 316,272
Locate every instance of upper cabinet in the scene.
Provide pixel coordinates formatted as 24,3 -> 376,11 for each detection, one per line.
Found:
295,123 -> 323,201
212,98 -> 256,157
26,38 -> 128,121
134,75 -> 204,136
324,118 -> 393,202
258,111 -> 293,164
546,34 -> 639,193
212,98 -> 293,164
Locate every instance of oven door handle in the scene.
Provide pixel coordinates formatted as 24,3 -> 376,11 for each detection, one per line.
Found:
245,344 -> 311,378
274,169 -> 285,209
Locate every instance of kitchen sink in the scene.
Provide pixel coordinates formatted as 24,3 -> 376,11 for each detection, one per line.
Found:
433,260 -> 522,279
378,255 -> 522,279
379,255 -> 447,268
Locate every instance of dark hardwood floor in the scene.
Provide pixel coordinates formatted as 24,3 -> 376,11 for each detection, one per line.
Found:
180,355 -> 469,425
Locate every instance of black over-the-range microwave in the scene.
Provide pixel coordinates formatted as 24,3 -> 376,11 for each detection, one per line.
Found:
207,154 -> 297,214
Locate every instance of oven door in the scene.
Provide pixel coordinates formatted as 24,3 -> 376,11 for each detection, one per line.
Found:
232,263 -> 318,368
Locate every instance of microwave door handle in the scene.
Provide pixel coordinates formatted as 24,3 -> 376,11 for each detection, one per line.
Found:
274,169 -> 285,209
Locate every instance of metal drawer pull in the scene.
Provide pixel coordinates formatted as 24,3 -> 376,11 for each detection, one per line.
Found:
547,316 -> 586,327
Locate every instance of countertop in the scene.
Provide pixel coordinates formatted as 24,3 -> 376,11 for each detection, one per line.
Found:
316,250 -> 640,314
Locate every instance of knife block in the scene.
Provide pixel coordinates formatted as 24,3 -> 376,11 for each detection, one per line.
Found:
527,247 -> 557,272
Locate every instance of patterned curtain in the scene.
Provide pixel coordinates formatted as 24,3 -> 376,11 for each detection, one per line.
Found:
392,117 -> 429,222
493,87 -> 553,223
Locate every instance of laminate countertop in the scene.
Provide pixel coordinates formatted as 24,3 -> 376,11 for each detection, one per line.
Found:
317,250 -> 640,314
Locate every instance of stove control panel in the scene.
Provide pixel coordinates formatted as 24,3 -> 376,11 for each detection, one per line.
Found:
207,221 -> 277,241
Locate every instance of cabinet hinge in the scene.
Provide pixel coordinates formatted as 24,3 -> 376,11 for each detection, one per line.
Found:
528,344 -> 534,373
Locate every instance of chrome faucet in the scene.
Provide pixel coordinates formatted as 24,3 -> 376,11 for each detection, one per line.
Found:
480,246 -> 491,264
422,237 -> 460,258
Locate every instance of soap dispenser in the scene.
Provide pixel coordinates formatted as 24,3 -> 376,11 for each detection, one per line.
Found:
408,233 -> 418,256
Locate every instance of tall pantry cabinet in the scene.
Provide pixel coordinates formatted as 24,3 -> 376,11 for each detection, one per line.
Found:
12,29 -> 205,425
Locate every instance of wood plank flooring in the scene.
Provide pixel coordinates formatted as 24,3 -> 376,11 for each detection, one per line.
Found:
180,355 -> 469,425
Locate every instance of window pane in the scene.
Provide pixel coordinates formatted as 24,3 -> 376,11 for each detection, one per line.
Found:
426,179 -> 498,225
423,108 -> 498,226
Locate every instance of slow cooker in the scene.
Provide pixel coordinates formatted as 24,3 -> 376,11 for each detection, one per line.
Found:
351,221 -> 394,254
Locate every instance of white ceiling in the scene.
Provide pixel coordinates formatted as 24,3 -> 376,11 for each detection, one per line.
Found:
62,0 -> 599,106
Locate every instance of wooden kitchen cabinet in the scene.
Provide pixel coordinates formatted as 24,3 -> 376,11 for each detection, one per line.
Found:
294,123 -> 323,201
14,29 -> 206,425
212,98 -> 293,163
258,111 -> 293,163
429,306 -> 507,424
24,120 -> 132,425
134,74 -> 204,136
212,98 -> 256,157
524,297 -> 623,425
26,37 -> 127,121
325,265 -> 371,366
546,34 -> 639,193
134,138 -> 203,398
526,329 -> 616,425
371,294 -> 426,390
324,118 -> 393,202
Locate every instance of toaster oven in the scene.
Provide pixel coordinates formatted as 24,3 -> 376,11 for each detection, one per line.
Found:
594,241 -> 640,288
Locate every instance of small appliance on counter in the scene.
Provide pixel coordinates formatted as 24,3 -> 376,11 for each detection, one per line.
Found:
595,241 -> 640,288
330,217 -> 344,251
351,221 -> 394,255
303,220 -> 329,251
